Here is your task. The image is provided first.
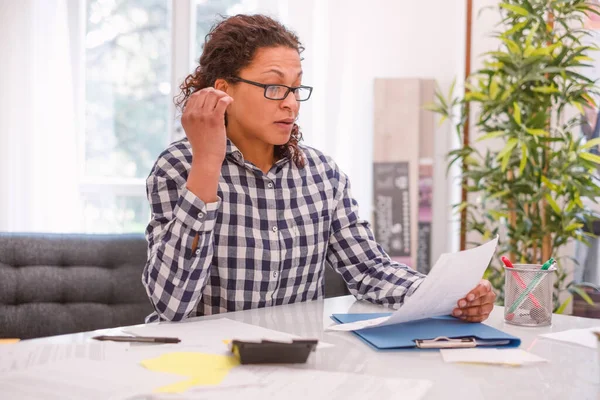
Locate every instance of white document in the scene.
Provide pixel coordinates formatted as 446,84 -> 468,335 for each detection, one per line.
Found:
539,327 -> 600,349
440,348 -> 548,366
118,367 -> 433,400
0,342 -> 129,373
123,317 -> 333,351
0,358 -> 183,400
327,236 -> 499,332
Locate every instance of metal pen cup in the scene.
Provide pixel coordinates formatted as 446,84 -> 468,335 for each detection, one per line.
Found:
503,264 -> 557,327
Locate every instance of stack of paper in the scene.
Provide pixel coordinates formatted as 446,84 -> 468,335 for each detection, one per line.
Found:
327,236 -> 499,332
123,318 -> 333,350
539,327 -> 600,349
440,348 -> 548,366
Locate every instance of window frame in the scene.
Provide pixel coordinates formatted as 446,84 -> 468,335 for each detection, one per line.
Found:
76,0 -> 195,231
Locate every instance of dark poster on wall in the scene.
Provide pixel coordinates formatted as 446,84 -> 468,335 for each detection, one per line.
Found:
417,163 -> 433,274
373,162 -> 411,257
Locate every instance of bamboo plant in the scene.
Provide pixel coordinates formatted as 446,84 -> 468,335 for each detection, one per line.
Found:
429,0 -> 600,311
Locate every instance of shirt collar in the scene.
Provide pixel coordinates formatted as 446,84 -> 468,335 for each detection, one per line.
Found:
226,138 -> 293,166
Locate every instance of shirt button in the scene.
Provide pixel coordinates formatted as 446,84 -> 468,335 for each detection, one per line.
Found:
272,226 -> 278,233
195,249 -> 201,255
198,212 -> 204,219
267,182 -> 273,188
273,271 -> 278,278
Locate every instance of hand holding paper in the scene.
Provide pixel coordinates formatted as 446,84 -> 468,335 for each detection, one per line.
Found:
327,236 -> 499,332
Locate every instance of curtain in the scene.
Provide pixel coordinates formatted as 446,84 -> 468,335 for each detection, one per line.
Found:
0,0 -> 82,232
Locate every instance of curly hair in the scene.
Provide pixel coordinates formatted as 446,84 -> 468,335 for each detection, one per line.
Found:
176,14 -> 306,168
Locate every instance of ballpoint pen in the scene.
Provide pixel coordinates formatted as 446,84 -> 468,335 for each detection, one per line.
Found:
92,335 -> 181,344
501,256 -> 542,308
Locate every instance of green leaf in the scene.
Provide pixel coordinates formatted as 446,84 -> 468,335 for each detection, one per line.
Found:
438,114 -> 448,127
525,22 -> 539,47
573,101 -> 585,115
513,102 -> 522,125
501,151 -> 511,172
574,55 -> 594,62
579,152 -> 600,164
555,295 -> 572,314
525,128 -> 549,136
423,102 -> 442,112
501,37 -> 521,54
476,130 -> 505,142
490,79 -> 499,99
465,92 -> 488,101
571,286 -> 596,306
500,3 -> 529,16
565,222 -> 584,232
541,176 -> 558,191
545,194 -> 561,214
488,210 -> 510,220
488,189 -> 511,201
581,138 -> 600,150
519,143 -> 528,174
497,138 -> 519,161
532,86 -> 560,94
504,21 -> 528,36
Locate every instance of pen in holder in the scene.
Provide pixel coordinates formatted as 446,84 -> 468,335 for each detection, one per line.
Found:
503,264 -> 557,327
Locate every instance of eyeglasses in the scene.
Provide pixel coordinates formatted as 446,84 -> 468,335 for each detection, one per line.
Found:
229,77 -> 313,101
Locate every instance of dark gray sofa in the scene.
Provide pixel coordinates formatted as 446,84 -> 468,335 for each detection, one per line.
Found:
0,233 -> 349,339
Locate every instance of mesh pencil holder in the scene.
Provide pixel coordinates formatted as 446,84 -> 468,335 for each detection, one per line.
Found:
503,264 -> 557,327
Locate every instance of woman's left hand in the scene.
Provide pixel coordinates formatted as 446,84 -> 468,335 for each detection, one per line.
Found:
452,279 -> 496,322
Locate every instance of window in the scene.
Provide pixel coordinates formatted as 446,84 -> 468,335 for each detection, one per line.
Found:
82,0 -> 172,233
79,0 -> 273,233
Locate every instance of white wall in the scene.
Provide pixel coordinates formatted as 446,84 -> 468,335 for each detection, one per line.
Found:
278,0 -> 467,263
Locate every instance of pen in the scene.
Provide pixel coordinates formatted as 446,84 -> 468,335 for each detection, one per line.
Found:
506,258 -> 556,315
501,256 -> 542,308
540,257 -> 555,271
92,335 -> 181,344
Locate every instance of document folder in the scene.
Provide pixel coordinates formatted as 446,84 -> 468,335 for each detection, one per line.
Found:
330,313 -> 521,350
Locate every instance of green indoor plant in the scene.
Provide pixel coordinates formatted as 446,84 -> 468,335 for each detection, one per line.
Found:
429,0 -> 600,311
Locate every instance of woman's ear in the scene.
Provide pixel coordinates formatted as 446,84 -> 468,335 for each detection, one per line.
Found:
214,78 -> 229,94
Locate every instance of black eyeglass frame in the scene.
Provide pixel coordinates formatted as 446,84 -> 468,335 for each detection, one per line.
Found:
228,76 -> 313,101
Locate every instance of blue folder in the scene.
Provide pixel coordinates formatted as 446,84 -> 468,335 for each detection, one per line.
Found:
330,313 -> 521,350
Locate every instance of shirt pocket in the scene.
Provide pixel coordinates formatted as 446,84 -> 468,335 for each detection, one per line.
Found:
291,209 -> 331,267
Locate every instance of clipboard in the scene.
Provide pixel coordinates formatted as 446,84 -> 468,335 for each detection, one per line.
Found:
330,313 -> 521,351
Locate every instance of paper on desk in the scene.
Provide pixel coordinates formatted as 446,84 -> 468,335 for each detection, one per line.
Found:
124,317 -> 332,351
0,358 -> 184,400
139,352 -> 241,393
441,348 -> 548,366
120,366 -> 432,400
327,236 -> 499,332
0,342 -> 129,373
539,327 -> 600,349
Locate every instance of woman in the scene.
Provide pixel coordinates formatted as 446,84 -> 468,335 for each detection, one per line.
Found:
142,14 -> 496,323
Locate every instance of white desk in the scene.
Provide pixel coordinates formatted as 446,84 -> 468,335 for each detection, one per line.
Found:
26,296 -> 600,399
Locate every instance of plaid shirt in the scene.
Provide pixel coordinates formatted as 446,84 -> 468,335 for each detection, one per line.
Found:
142,139 -> 424,322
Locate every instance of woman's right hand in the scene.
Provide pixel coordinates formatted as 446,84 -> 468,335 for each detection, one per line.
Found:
182,88 -> 233,203
181,88 -> 234,165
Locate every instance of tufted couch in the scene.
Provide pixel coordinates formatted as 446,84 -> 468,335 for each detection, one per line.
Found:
0,233 -> 350,339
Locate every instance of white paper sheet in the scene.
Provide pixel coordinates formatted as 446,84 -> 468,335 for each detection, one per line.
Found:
123,317 -> 333,351
539,327 -> 600,349
116,366 -> 433,400
327,236 -> 499,332
0,358 -> 183,400
0,342 -> 129,373
440,348 -> 548,366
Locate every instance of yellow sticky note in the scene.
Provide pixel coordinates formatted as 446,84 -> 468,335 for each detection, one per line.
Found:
140,352 -> 239,394
0,339 -> 20,344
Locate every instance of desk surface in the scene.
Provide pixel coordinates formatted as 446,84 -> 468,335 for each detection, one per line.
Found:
28,296 -> 600,399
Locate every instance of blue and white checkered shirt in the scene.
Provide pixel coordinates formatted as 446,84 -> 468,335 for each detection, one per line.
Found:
142,139 -> 424,322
